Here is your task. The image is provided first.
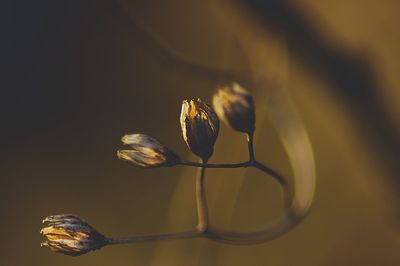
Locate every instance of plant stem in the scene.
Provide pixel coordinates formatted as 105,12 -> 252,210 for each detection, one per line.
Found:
109,134 -> 308,246
177,135 -> 297,245
106,230 -> 201,245
205,216 -> 300,245
247,133 -> 255,161
180,159 -> 291,210
180,160 -> 250,169
196,159 -> 208,232
252,160 -> 292,211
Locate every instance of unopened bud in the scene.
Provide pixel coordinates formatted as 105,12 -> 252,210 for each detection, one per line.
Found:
40,214 -> 106,256
117,133 -> 180,167
213,83 -> 255,134
180,98 -> 219,161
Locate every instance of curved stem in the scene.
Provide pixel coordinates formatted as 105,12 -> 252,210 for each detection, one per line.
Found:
201,165 -> 297,245
252,160 -> 292,211
182,136 -> 297,245
196,159 -> 208,232
106,230 -> 201,245
205,217 -> 300,245
180,160 -> 291,209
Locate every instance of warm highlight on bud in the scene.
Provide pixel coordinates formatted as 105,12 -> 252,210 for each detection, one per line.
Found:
213,83 -> 255,134
180,98 -> 219,161
117,133 -> 180,167
40,214 -> 106,256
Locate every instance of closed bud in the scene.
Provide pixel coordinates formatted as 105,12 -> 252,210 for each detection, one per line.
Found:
40,214 -> 106,256
180,98 -> 219,161
117,133 -> 180,167
213,83 -> 255,134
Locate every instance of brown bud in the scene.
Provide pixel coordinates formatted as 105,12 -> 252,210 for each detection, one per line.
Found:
180,98 -> 219,161
40,214 -> 106,256
213,83 -> 255,134
117,133 -> 180,167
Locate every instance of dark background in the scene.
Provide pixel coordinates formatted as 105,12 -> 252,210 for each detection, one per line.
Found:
1,0 -> 400,265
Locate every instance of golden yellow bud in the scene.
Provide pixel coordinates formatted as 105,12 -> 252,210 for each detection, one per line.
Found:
117,133 -> 180,167
213,83 -> 255,134
40,214 -> 106,256
180,98 -> 219,161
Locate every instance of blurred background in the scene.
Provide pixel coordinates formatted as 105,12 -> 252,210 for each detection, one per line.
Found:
1,0 -> 400,265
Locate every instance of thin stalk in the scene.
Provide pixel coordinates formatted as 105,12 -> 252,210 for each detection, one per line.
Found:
252,160 -> 292,211
205,217 -> 300,245
180,159 -> 291,210
196,159 -> 208,232
106,230 -> 201,245
247,133 -> 255,161
180,160 -> 250,169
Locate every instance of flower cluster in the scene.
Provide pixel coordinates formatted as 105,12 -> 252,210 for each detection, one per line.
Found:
40,83 -> 296,257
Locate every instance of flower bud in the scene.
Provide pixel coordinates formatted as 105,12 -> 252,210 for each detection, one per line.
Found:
117,133 -> 180,167
180,98 -> 219,161
40,214 -> 106,256
213,83 -> 255,134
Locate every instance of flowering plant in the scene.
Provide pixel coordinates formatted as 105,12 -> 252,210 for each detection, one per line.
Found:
40,83 -> 310,256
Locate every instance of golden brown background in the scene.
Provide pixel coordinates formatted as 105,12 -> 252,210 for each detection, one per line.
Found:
2,0 -> 400,265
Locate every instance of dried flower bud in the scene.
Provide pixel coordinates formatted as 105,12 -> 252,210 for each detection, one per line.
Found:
213,83 -> 255,134
180,98 -> 219,161
40,214 -> 106,256
117,133 -> 180,167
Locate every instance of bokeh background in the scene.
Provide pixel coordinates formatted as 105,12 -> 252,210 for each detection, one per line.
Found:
2,0 -> 400,265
